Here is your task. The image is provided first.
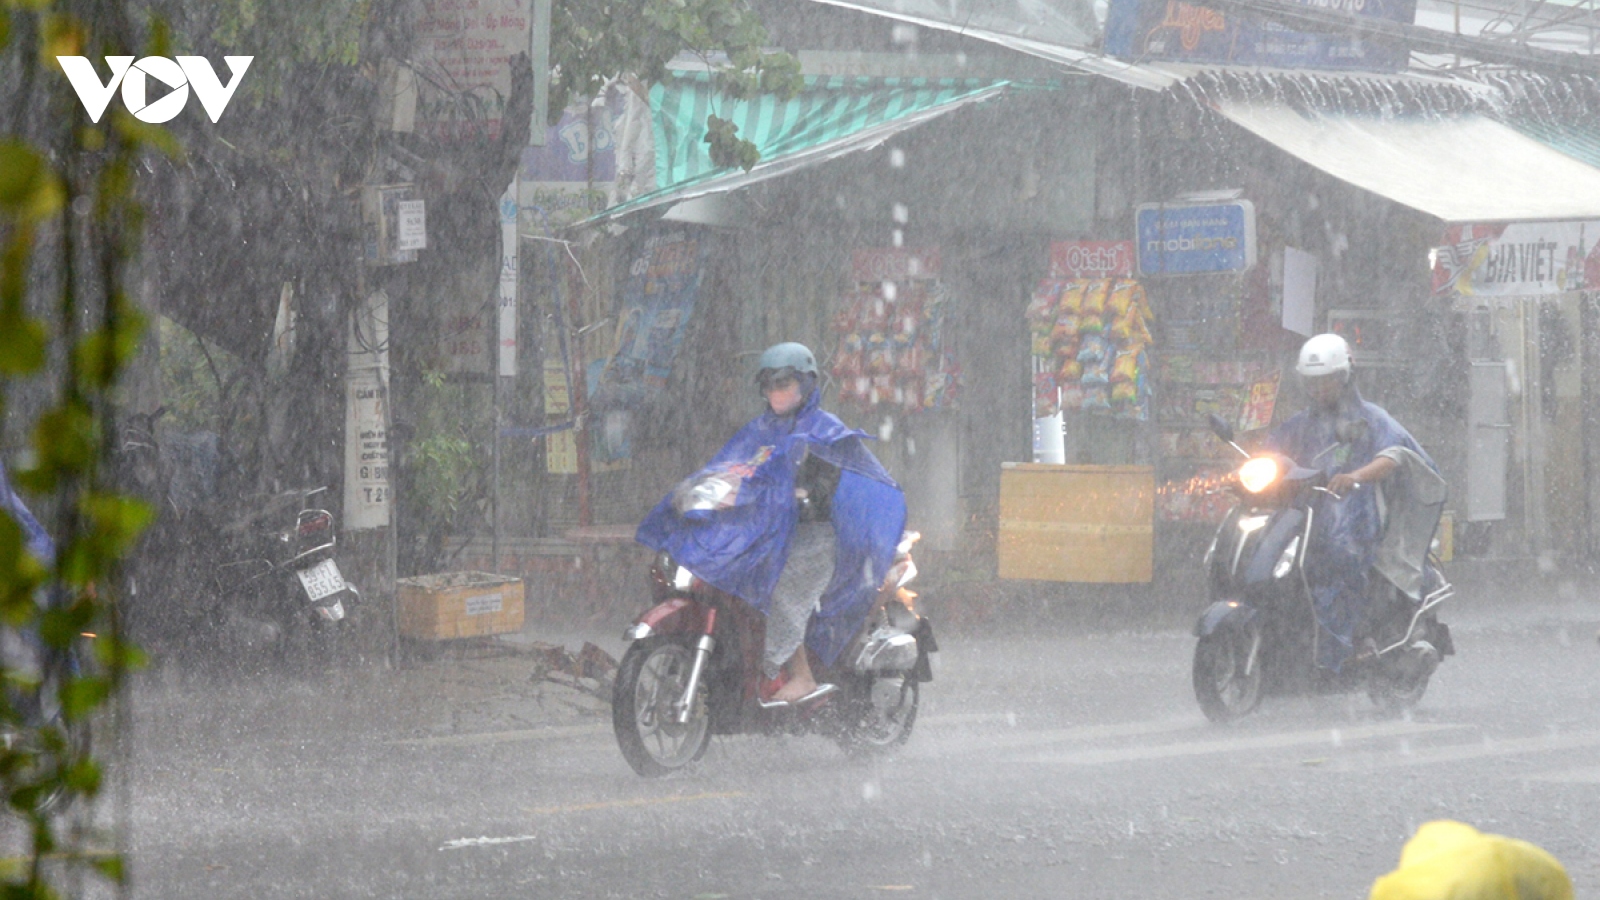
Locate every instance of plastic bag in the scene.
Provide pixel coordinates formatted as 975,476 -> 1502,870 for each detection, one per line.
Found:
1081,279 -> 1111,316
1368,820 -> 1572,900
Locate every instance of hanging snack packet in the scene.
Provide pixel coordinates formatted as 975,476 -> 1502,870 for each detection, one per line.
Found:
1081,384 -> 1112,412
1111,345 -> 1142,383
1056,281 -> 1088,315
1028,281 -> 1063,323
1081,279 -> 1112,317
1051,312 -> 1081,345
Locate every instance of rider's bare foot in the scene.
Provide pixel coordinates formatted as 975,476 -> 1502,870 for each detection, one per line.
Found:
771,675 -> 819,703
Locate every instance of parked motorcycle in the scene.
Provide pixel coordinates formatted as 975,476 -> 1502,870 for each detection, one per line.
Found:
1191,415 -> 1454,722
113,410 -> 360,668
211,485 -> 361,663
612,531 -> 935,777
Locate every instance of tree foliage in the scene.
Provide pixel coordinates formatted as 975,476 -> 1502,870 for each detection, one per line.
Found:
551,0 -> 802,170
1,0 -> 164,894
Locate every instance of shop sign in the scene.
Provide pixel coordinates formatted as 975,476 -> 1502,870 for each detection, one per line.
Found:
1049,240 -> 1134,279
851,247 -> 941,283
1431,221 -> 1600,298
1136,201 -> 1257,276
1103,0 -> 1415,72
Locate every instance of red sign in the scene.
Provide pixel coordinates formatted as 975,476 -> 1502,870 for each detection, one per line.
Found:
851,248 -> 942,283
1049,240 -> 1135,279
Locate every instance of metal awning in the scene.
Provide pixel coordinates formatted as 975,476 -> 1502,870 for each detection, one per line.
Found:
1216,100 -> 1600,222
578,73 -> 1015,226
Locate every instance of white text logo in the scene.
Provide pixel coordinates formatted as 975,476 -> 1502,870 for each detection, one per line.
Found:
56,56 -> 253,124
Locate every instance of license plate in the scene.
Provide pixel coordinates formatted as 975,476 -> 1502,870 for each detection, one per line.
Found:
296,558 -> 346,601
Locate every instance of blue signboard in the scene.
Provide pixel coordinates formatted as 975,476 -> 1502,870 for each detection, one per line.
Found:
1136,201 -> 1257,276
1104,0 -> 1416,72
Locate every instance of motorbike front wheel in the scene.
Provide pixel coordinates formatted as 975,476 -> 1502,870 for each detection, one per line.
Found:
1193,624 -> 1264,723
612,636 -> 712,777
837,674 -> 919,756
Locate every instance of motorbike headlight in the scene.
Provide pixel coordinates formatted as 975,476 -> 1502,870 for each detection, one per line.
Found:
1238,457 -> 1280,494
1273,535 -> 1300,579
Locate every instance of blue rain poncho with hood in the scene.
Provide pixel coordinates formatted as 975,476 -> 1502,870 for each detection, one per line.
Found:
636,385 -> 906,666
1264,385 -> 1434,671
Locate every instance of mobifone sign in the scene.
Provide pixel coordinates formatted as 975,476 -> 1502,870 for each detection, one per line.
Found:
56,56 -> 253,123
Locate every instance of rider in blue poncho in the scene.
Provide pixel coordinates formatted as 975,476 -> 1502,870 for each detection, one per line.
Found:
1264,333 -> 1436,672
636,342 -> 907,703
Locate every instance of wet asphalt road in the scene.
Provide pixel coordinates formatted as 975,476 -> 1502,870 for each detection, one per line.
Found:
100,589 -> 1600,899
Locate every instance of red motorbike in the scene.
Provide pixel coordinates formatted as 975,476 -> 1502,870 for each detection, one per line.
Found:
612,532 -> 935,776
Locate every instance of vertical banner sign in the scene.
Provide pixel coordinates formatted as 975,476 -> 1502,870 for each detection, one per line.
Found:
345,291 -> 392,530
543,358 -> 577,474
498,185 -> 518,377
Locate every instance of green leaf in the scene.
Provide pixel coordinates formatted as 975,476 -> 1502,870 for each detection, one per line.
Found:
92,854 -> 127,884
59,677 -> 110,723
0,140 -> 64,221
0,312 -> 47,376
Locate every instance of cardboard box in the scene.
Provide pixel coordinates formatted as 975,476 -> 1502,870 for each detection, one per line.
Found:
997,463 -> 1155,583
397,571 -> 525,640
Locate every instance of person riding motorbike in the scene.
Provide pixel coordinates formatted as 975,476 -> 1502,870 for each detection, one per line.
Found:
1263,333 -> 1439,672
634,341 -> 907,705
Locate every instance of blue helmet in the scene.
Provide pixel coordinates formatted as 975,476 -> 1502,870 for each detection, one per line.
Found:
755,342 -> 818,393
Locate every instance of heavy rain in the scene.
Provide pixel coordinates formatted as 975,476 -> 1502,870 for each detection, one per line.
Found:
2,0 -> 1600,896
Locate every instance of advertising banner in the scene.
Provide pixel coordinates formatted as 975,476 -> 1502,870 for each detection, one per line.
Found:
1136,201 -> 1257,275
1049,240 -> 1135,279
1104,0 -> 1415,71
851,247 -> 942,283
1431,221 -> 1600,298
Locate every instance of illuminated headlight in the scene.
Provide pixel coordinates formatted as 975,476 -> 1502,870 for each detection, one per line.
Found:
1273,535 -> 1300,579
1238,457 -> 1280,493
673,566 -> 696,590
1237,514 -> 1269,535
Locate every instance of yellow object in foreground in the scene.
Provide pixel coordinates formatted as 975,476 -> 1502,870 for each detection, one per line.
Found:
1369,820 -> 1572,900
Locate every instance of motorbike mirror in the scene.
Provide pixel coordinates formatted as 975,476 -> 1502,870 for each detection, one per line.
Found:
1207,414 -> 1235,444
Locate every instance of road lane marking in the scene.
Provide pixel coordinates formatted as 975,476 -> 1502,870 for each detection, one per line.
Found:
1002,721 -> 1468,766
387,723 -> 609,748
442,792 -> 748,851
916,716 -> 1204,755
1326,729 -> 1600,772
523,791 -> 746,816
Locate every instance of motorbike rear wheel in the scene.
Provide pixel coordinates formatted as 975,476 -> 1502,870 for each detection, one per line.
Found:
612,636 -> 712,777
1193,624 -> 1264,723
837,674 -> 918,756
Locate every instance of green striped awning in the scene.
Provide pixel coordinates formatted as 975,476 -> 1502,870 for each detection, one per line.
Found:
1505,119 -> 1600,171
586,72 -> 1015,224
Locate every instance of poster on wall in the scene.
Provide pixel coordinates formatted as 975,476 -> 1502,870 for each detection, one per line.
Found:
830,248 -> 962,414
587,229 -> 708,424
1431,221 -> 1600,298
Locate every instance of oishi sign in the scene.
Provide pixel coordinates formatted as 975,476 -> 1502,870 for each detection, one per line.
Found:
57,56 -> 253,123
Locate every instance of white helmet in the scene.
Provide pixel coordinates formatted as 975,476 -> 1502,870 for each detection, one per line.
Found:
1296,333 -> 1352,380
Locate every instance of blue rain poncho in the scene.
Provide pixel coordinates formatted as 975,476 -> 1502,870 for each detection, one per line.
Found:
0,460 -> 53,565
1264,386 -> 1434,671
636,387 -> 906,666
